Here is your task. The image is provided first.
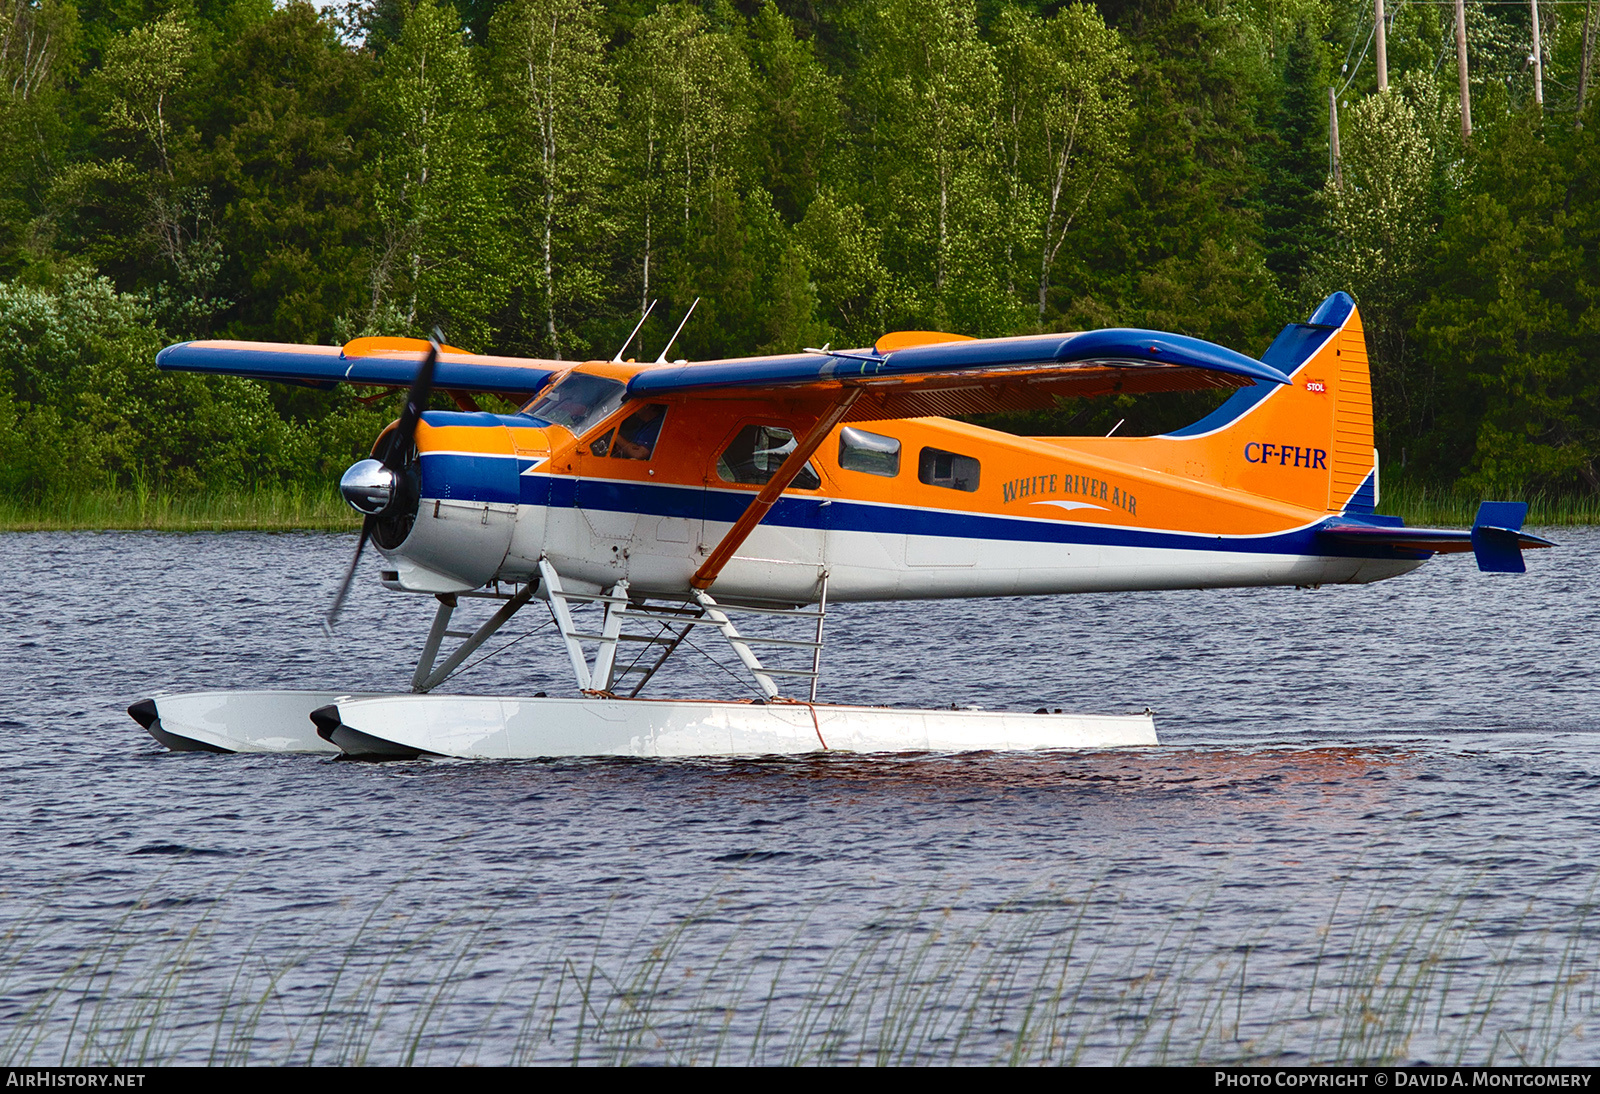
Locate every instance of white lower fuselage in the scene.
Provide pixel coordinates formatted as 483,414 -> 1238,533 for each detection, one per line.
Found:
384,474 -> 1422,604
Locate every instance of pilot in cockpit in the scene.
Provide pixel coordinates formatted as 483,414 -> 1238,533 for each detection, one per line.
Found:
613,404 -> 665,460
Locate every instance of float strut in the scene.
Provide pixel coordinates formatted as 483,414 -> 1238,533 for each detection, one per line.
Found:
691,589 -> 782,701
411,594 -> 458,692
588,580 -> 631,693
413,583 -> 537,693
538,558 -> 592,690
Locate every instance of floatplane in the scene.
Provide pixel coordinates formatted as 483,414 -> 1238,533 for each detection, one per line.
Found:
128,291 -> 1551,759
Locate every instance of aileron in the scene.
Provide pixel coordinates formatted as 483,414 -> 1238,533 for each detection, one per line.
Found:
157,338 -> 563,399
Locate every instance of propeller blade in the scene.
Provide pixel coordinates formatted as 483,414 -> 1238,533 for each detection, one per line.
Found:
382,330 -> 442,471
324,515 -> 374,636
327,330 -> 442,634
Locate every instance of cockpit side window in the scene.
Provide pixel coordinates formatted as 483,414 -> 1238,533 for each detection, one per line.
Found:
611,404 -> 666,460
717,425 -> 822,490
521,373 -> 627,437
587,404 -> 668,460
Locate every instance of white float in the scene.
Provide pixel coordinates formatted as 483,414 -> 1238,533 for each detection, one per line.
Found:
132,571 -> 1157,760
130,690 -> 377,754
313,692 -> 1157,759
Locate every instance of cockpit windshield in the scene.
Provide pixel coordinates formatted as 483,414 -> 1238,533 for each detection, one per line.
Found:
521,373 -> 628,437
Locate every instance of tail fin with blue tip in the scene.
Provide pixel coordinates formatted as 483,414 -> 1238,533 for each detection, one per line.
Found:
1060,292 -> 1377,515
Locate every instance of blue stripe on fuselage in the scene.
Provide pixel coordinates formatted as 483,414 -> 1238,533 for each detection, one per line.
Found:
418,451 -> 522,505
416,452 -> 1422,562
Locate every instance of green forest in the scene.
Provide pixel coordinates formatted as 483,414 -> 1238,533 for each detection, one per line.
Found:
0,0 -> 1597,524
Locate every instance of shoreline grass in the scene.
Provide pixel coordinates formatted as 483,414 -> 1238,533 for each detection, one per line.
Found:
1377,478 -> 1600,526
0,479 -> 1594,533
0,486 -> 361,532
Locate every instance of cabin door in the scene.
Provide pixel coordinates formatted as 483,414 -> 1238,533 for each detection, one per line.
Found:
574,403 -> 703,580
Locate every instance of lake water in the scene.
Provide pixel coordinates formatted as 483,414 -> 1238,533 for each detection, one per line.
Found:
1,528 -> 1597,1065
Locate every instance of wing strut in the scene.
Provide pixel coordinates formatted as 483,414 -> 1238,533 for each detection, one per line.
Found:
691,390 -> 861,591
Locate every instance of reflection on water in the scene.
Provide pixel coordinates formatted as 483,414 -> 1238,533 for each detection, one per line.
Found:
0,529 -> 1596,1063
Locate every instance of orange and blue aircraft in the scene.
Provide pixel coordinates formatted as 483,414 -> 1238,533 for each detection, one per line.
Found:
131,291 -> 1552,758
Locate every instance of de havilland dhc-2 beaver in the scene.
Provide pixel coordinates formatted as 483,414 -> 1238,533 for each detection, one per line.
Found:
127,291 -> 1552,759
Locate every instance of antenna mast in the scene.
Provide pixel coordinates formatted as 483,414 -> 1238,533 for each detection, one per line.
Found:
612,299 -> 657,363
655,298 -> 701,364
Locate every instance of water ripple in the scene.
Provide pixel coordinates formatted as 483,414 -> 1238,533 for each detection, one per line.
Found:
0,528 -> 1595,1064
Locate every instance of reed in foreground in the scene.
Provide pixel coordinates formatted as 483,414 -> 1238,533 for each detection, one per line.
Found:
1,876 -> 1594,1067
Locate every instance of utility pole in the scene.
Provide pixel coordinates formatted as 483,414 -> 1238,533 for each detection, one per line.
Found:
1531,0 -> 1545,109
1329,87 -> 1343,186
1376,0 -> 1389,91
1455,0 -> 1473,141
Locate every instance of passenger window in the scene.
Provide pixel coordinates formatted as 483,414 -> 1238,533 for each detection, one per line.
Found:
610,404 -> 666,460
717,425 -> 823,490
838,427 -> 901,477
918,447 -> 980,492
589,430 -> 614,457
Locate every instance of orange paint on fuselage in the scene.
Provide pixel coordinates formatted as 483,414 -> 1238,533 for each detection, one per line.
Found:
410,304 -> 1375,544
1053,309 -> 1373,516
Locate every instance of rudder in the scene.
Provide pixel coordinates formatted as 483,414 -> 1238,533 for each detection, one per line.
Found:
1320,297 -> 1376,514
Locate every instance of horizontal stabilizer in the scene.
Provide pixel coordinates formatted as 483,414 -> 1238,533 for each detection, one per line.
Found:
1318,502 -> 1554,572
628,328 -> 1291,421
156,340 -> 561,398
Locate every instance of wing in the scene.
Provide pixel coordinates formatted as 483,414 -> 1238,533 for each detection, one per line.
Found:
155,337 -> 562,400
628,328 -> 1293,422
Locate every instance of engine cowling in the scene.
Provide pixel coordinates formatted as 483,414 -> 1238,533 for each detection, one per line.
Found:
371,412 -> 543,594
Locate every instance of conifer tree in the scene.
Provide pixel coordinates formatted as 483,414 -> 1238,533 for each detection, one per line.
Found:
206,1 -> 375,344
1093,0 -> 1276,351
1417,112 -> 1600,493
744,1 -> 841,225
1260,20 -> 1329,293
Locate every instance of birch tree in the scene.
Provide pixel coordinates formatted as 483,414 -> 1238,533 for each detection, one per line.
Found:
488,0 -> 614,358
0,0 -> 74,272
368,0 -> 499,345
860,0 -> 1004,332
1311,89 -> 1437,447
994,4 -> 1130,323
64,12 -> 229,330
614,4 -> 752,334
